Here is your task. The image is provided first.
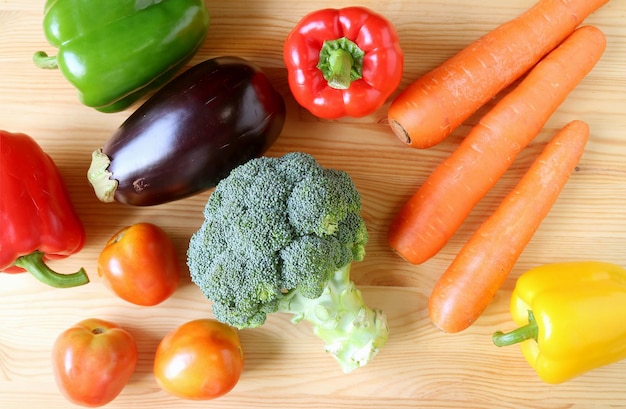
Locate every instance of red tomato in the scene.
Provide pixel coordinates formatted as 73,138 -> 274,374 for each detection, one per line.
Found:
98,223 -> 180,306
51,318 -> 138,407
154,319 -> 244,400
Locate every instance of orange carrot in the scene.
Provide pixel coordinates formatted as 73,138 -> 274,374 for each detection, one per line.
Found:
387,25 -> 606,265
428,120 -> 590,333
387,0 -> 608,149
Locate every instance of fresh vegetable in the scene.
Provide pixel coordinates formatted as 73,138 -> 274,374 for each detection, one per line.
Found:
154,319 -> 244,400
33,0 -> 210,113
429,120 -> 589,333
387,26 -> 606,265
284,6 -> 403,119
493,261 -> 626,384
187,152 -> 388,373
97,223 -> 180,306
0,130 -> 88,288
52,318 -> 138,407
387,0 -> 608,148
87,56 -> 285,206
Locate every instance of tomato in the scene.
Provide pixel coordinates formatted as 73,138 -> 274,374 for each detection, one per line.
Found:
51,318 -> 138,407
98,222 -> 180,306
153,319 -> 244,400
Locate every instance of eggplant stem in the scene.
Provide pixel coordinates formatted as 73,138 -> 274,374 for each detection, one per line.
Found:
87,149 -> 118,203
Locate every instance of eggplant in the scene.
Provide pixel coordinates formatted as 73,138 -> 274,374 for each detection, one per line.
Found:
87,56 -> 285,206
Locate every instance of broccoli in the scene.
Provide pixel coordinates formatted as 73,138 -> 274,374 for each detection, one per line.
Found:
187,152 -> 388,373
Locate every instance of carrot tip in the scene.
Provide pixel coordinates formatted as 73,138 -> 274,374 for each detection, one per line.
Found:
389,119 -> 411,145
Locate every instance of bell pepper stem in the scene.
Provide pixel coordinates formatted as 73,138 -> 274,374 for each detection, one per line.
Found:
317,37 -> 365,90
13,251 -> 89,288
33,51 -> 59,69
492,311 -> 539,347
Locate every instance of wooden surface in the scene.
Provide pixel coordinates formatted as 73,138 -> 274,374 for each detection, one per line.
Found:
1,1 -> 626,408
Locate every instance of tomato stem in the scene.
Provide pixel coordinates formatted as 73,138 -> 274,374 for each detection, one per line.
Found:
317,37 -> 364,90
13,251 -> 90,288
492,310 -> 539,347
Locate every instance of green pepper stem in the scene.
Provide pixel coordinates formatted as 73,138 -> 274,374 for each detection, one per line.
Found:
317,37 -> 365,90
33,51 -> 59,69
492,311 -> 539,347
13,251 -> 89,288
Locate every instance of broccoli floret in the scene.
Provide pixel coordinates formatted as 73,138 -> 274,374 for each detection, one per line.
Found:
287,168 -> 361,236
187,152 -> 388,373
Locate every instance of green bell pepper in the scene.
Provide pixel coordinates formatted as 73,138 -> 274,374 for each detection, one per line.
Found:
33,0 -> 210,113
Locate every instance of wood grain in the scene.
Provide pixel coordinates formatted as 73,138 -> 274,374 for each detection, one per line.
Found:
1,1 -> 626,408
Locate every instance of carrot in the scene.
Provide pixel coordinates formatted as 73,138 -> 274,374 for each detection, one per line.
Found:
428,120 -> 590,333
387,0 -> 608,149
387,25 -> 606,265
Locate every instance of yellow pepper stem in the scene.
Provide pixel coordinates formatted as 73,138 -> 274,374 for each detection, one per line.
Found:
492,311 -> 539,347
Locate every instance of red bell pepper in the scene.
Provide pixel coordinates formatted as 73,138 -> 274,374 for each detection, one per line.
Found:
0,130 -> 89,288
284,6 -> 403,119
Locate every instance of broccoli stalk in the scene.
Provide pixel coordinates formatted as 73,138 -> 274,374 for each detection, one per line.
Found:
187,152 -> 388,373
277,263 -> 388,373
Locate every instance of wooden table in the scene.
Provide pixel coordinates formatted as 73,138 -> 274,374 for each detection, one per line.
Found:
1,1 -> 625,408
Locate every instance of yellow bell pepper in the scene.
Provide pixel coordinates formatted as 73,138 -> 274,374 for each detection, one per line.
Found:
493,261 -> 626,384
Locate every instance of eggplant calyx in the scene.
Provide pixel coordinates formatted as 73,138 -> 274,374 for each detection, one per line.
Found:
87,148 -> 118,203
